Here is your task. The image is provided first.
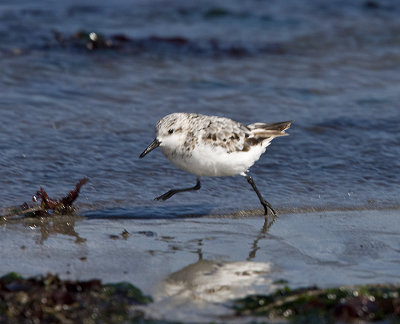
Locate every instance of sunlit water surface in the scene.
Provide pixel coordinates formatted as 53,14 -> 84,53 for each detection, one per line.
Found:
1,0 -> 399,215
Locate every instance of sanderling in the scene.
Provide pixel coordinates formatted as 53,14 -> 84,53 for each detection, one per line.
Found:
140,113 -> 291,216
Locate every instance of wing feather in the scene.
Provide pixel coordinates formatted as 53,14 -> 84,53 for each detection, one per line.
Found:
198,116 -> 292,153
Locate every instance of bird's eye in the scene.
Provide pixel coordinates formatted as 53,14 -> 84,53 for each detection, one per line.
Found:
168,129 -> 174,134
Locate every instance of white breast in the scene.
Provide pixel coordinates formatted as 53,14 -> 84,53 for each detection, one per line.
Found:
162,142 -> 268,177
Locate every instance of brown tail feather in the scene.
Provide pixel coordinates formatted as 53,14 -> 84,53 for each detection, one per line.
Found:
247,120 -> 292,138
248,120 -> 292,131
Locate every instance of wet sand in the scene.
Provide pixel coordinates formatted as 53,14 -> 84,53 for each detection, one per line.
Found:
1,208 -> 399,322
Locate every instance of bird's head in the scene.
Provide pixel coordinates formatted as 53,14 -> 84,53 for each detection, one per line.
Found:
139,113 -> 189,158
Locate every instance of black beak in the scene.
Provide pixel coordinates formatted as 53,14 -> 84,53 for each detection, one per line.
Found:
139,138 -> 160,158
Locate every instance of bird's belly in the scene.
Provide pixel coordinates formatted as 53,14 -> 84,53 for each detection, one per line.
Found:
162,145 -> 263,177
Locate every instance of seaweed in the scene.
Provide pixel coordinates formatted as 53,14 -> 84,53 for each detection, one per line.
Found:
49,30 -> 286,57
0,272 -> 152,323
2,178 -> 88,218
233,285 -> 400,323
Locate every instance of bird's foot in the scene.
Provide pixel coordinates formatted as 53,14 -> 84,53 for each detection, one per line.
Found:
155,190 -> 177,201
262,200 -> 277,218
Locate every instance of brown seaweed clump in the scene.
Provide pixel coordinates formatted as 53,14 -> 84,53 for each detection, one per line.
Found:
2,178 -> 89,218
0,272 -> 151,323
33,178 -> 89,215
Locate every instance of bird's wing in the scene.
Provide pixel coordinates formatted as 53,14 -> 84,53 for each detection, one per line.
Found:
199,117 -> 292,153
199,117 -> 249,153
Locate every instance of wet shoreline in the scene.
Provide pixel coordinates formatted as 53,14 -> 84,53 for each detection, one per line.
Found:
1,208 -> 399,322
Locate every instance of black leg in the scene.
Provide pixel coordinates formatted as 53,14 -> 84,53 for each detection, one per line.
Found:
155,177 -> 201,201
243,174 -> 277,217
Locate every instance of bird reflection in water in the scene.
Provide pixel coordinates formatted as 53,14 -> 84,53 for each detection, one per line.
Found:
156,213 -> 278,306
154,219 -> 278,315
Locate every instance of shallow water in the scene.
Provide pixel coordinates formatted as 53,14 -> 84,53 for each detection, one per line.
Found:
1,0 -> 399,214
1,0 -> 400,321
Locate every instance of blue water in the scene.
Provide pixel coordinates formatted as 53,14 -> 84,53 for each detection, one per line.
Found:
1,0 -> 399,217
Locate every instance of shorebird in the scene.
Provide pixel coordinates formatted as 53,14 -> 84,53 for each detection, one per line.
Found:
140,113 -> 291,216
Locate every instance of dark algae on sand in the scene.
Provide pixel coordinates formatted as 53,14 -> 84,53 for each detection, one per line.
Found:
233,285 -> 400,323
2,272 -> 400,323
0,272 -> 151,324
